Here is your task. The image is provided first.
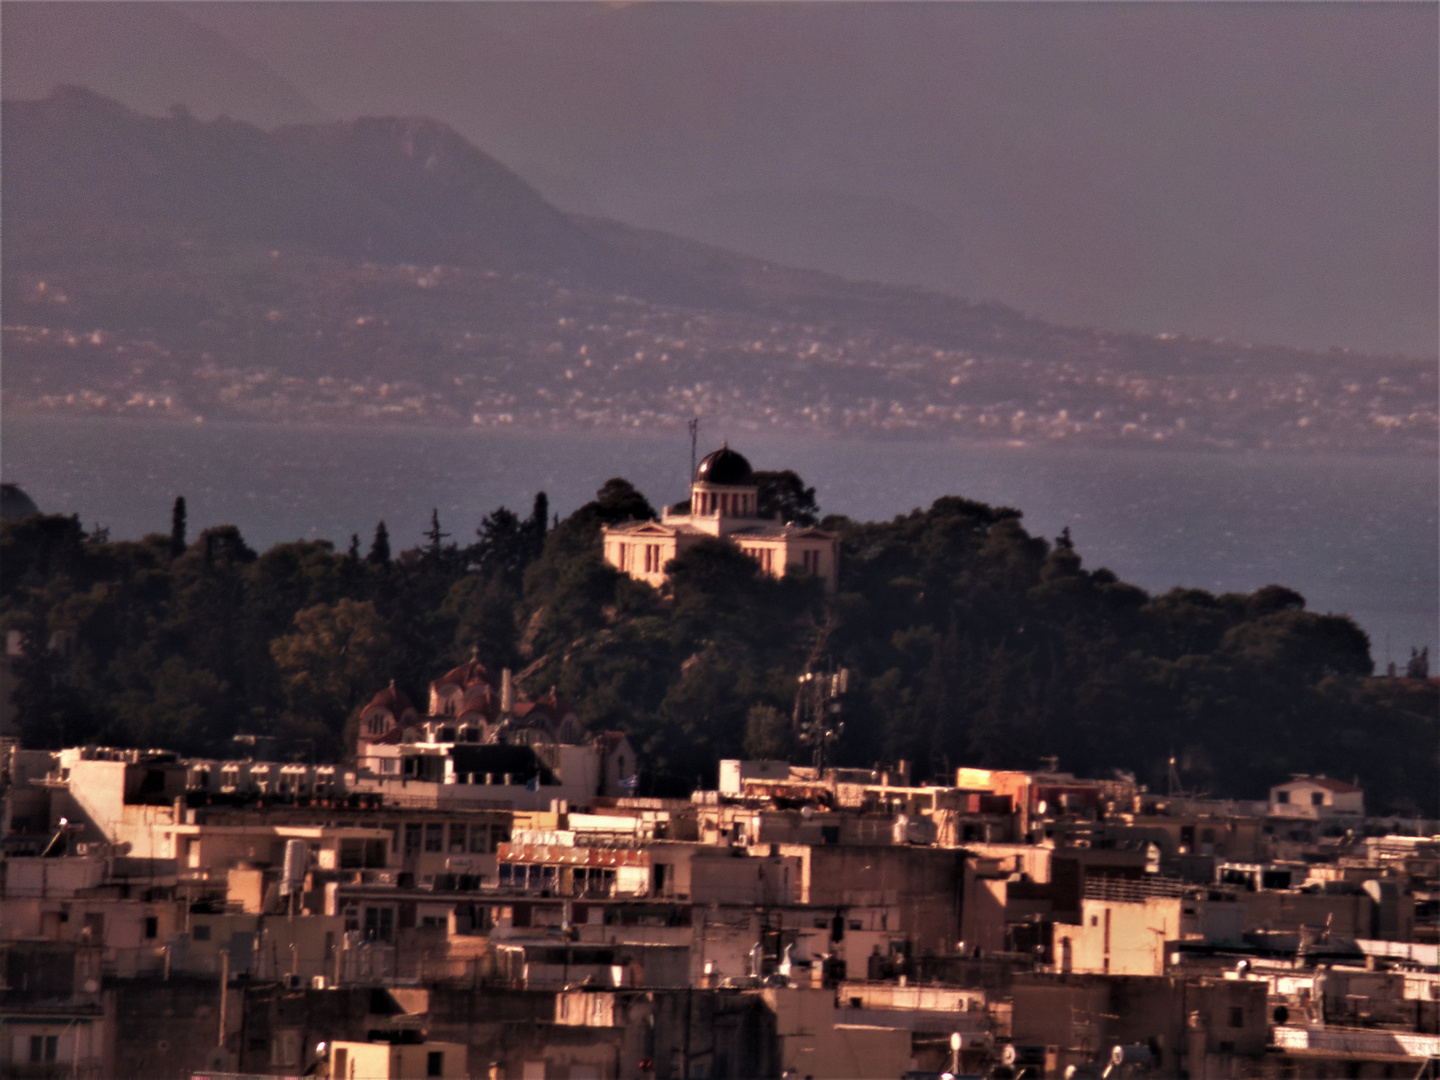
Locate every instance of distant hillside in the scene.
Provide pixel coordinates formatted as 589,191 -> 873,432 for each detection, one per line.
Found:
1,4 -> 328,128
3,88 -> 1434,452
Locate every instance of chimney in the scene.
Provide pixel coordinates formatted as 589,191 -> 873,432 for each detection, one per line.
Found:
501,668 -> 514,714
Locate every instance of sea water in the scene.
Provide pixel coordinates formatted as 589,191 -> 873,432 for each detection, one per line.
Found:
3,416 -> 1435,660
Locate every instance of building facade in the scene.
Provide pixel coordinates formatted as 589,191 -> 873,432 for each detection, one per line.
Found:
602,446 -> 839,593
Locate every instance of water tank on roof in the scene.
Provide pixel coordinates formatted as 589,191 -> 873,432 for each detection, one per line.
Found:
281,838 -> 308,895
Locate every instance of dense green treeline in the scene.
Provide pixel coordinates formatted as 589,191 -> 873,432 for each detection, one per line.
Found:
1,479 -> 1433,814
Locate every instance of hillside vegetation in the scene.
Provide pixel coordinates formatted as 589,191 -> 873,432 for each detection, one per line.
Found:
2,481 -> 1433,815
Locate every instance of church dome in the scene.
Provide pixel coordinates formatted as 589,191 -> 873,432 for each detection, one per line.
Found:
695,445 -> 753,485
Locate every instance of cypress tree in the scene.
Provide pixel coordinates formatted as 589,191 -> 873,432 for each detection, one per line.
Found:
170,496 -> 187,557
367,521 -> 391,565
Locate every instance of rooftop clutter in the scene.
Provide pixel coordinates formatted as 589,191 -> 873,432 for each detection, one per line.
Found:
350,657 -> 631,802
3,724 -> 1436,1080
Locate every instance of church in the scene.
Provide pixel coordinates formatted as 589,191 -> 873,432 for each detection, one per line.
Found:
601,445 -> 839,592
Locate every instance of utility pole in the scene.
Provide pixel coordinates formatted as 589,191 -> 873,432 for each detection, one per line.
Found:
217,948 -> 230,1052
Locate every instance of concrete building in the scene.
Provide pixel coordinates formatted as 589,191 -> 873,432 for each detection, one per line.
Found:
1269,775 -> 1365,820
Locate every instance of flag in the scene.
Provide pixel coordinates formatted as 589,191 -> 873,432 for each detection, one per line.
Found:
620,774 -> 639,792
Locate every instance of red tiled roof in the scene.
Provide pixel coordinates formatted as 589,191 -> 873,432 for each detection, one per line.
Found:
363,681 -> 415,714
1279,776 -> 1362,794
434,659 -> 495,691
1307,776 -> 1362,794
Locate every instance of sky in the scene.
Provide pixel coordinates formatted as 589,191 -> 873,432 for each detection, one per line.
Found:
4,1 -> 1437,357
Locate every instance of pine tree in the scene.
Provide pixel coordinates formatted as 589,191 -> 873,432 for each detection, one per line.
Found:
424,508 -> 450,556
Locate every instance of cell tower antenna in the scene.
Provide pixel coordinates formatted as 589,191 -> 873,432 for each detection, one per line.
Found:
688,417 -> 700,481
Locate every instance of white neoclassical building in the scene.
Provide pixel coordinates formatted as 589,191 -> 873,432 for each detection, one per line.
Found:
602,445 -> 838,592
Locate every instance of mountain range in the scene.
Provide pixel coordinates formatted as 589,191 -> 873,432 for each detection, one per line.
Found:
3,88 -> 1433,454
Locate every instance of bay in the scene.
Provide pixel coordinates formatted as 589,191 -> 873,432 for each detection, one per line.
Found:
2,415 -> 1434,661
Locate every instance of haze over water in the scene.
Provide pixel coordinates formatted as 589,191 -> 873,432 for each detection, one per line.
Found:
4,416 -> 1434,665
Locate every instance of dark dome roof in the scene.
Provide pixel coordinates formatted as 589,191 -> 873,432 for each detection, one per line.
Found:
1,484 -> 39,522
695,445 -> 753,485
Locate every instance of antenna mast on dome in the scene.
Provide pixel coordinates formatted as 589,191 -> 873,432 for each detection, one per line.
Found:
688,417 -> 700,481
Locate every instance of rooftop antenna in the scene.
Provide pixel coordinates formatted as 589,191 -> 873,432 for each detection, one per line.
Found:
1167,753 -> 1183,797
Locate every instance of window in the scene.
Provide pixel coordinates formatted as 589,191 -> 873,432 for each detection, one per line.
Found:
363,906 -> 395,943
272,1030 -> 303,1067
30,1035 -> 59,1064
144,915 -> 159,939
193,924 -> 211,941
449,823 -> 467,853
428,1051 -> 445,1077
1276,790 -> 1290,804
469,826 -> 489,854
404,824 -> 423,856
424,823 -> 444,852
1311,792 -> 1324,806
333,1048 -> 348,1080
1229,1006 -> 1245,1028
341,839 -> 365,869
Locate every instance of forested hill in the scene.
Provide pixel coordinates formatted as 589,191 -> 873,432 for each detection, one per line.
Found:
2,478 -> 1434,815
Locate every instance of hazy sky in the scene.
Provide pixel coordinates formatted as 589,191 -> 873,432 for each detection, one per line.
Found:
5,1 -> 1436,357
